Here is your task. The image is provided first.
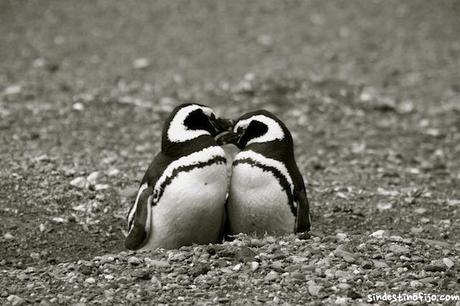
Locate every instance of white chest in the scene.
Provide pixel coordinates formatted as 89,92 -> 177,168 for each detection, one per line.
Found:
142,163 -> 228,250
228,163 -> 295,236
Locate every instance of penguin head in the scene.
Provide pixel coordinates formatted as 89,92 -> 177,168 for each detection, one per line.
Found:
232,110 -> 293,149
162,103 -> 233,148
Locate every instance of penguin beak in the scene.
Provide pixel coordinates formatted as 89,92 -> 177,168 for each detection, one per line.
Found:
211,117 -> 234,141
213,118 -> 235,133
215,130 -> 240,146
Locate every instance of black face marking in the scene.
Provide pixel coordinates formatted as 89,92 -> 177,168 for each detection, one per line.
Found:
153,156 -> 227,204
237,121 -> 268,149
233,158 -> 296,215
184,109 -> 217,136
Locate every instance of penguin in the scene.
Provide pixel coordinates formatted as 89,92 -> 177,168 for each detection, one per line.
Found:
125,103 -> 233,250
224,110 -> 311,236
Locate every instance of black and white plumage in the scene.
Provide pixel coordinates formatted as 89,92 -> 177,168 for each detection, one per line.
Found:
225,110 -> 311,236
125,103 -> 232,250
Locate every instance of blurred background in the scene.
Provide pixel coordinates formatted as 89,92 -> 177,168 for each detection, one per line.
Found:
1,1 -> 459,264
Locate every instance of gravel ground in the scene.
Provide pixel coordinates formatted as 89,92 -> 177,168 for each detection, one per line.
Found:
2,233 -> 459,305
1,1 -> 460,305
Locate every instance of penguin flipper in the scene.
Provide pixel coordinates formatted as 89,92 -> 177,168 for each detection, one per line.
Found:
125,184 -> 153,250
294,189 -> 311,233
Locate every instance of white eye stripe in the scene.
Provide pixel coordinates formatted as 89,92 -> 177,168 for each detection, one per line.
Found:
167,105 -> 216,143
235,115 -> 285,145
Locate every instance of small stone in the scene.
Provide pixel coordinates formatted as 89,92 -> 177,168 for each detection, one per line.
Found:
107,168 -> 120,177
95,184 -> 109,191
348,290 -> 362,299
370,230 -> 387,239
51,217 -> 67,223
337,283 -> 351,290
264,271 -> 279,282
87,171 -> 100,186
30,252 -> 40,259
336,233 -> 348,241
133,58 -> 150,69
271,261 -> 284,272
308,282 -> 322,297
334,297 -> 350,305
335,248 -> 357,263
377,202 -> 392,211
411,226 -> 424,234
443,258 -> 454,269
425,264 -> 446,272
4,232 -> 14,240
39,224 -> 46,232
7,295 -> 25,306
190,264 -> 209,277
85,277 -> 96,284
361,261 -> 373,269
232,263 -> 242,271
291,272 -> 305,280
151,275 -> 161,288
410,280 -> 422,288
414,207 -> 427,214
372,260 -> 388,268
128,256 -> 141,266
419,277 -> 436,284
4,85 -> 22,96
388,244 -> 410,255
70,177 -> 88,189
257,34 -> 273,47
72,102 -> 84,111
250,261 -> 259,272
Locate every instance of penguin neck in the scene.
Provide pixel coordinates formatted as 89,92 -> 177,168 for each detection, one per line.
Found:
161,135 -> 217,158
244,140 -> 294,162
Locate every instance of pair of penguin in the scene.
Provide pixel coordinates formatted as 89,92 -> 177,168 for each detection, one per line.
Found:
125,103 -> 311,250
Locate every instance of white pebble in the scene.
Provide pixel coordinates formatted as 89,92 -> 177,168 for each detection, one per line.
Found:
70,177 -> 88,189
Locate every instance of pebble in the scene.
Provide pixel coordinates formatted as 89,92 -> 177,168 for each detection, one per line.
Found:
107,168 -> 120,177
308,282 -> 322,297
410,280 -> 422,288
7,295 -> 25,306
232,263 -> 242,271
264,271 -> 279,282
334,248 -> 357,263
414,207 -> 427,214
85,277 -> 96,284
443,258 -> 454,269
151,275 -> 161,288
95,184 -> 110,191
388,244 -> 409,255
372,260 -> 388,268
336,233 -> 348,242
133,58 -> 150,69
87,171 -> 100,186
70,177 -> 88,189
4,85 -> 22,96
250,261 -> 259,272
424,264 -> 446,272
127,257 -> 141,266
370,230 -> 386,239
4,232 -> 14,240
